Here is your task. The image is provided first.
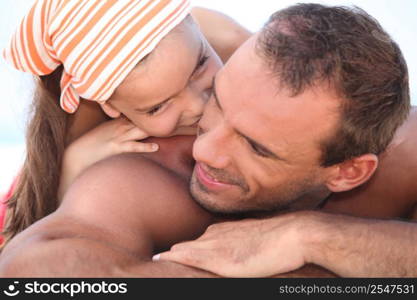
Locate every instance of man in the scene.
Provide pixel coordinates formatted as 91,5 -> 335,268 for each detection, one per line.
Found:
0,4 -> 415,277
153,5 -> 417,277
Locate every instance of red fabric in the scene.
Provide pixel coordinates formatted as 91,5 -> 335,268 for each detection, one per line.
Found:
0,177 -> 18,244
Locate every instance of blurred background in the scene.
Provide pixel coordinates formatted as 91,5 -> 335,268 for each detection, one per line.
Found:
0,0 -> 416,194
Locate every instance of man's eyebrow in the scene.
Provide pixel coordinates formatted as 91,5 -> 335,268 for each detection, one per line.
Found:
135,41 -> 205,113
237,130 -> 282,160
212,76 -> 282,160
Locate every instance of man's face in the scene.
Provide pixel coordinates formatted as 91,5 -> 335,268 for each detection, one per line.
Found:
190,34 -> 341,214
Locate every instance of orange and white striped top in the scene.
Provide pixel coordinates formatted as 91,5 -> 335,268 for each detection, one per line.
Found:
3,0 -> 191,113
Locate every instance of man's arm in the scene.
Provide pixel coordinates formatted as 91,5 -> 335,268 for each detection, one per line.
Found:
0,233 -> 217,277
0,153 -> 217,277
303,212 -> 417,277
157,211 -> 417,277
0,235 -> 135,277
274,264 -> 337,278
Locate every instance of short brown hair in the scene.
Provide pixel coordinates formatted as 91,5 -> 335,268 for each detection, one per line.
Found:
257,4 -> 410,166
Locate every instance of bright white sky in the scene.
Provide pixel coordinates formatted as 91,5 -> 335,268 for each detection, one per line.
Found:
0,0 -> 416,192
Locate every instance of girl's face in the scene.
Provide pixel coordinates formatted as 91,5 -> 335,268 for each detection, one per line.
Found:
105,17 -> 222,137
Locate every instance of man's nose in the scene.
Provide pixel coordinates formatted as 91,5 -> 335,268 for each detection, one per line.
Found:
193,125 -> 231,170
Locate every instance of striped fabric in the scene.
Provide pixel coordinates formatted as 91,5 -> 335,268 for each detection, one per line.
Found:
3,0 -> 191,113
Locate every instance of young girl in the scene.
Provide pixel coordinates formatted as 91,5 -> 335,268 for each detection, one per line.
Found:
0,0 -> 250,247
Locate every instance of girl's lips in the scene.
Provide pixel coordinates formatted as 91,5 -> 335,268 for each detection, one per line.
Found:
195,163 -> 233,191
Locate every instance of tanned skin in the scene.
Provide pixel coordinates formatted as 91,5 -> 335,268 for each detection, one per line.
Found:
0,136 -> 218,277
0,109 -> 416,277
3,8 -> 416,278
324,108 -> 417,219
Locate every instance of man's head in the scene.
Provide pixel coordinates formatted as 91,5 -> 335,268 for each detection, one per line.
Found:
190,4 -> 410,215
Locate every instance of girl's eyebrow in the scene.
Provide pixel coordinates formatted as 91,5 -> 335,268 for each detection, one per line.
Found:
135,41 -> 205,113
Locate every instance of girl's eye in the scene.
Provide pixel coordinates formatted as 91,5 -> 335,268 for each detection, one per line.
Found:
145,55 -> 210,117
198,55 -> 210,69
147,103 -> 164,116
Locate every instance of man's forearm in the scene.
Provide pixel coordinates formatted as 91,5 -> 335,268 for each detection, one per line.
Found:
303,212 -> 417,277
273,264 -> 337,278
124,261 -> 218,277
0,235 -> 218,278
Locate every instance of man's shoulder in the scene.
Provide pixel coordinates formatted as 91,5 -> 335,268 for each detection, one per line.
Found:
62,152 -> 213,251
63,152 -> 188,206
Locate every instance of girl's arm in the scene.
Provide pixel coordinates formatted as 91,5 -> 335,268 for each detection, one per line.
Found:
191,7 -> 252,63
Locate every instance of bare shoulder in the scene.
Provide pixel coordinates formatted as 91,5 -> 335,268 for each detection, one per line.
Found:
0,154 -> 214,277
61,153 -> 213,251
0,211 -> 140,277
0,217 -> 216,277
409,204 -> 417,220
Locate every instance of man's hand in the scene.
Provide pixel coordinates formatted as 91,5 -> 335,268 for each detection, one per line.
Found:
154,213 -> 310,277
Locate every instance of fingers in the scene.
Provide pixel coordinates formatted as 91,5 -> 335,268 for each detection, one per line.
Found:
153,248 -> 248,278
110,117 -> 135,131
170,239 -> 215,252
120,126 -> 149,142
121,141 -> 159,153
111,119 -> 158,153
153,248 -> 216,274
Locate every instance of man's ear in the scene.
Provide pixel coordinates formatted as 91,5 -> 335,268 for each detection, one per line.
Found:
325,154 -> 378,193
100,102 -> 121,119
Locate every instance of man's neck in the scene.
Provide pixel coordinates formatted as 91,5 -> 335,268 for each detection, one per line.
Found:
291,187 -> 332,211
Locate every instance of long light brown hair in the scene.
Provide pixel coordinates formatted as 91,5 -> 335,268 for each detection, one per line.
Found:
1,66 -> 68,247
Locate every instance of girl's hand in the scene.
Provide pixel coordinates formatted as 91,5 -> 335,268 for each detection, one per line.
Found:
58,118 -> 158,200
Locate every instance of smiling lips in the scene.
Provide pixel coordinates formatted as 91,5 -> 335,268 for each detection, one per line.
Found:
195,163 -> 235,191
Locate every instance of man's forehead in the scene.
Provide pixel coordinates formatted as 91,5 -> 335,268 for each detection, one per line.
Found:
217,35 -> 275,103
222,34 -> 263,80
216,35 -> 282,119
215,37 -> 341,157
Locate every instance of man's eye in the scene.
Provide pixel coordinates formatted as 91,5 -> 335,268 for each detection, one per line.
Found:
248,141 -> 268,157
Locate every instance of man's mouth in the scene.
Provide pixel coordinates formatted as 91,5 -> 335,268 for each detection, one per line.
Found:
195,163 -> 235,191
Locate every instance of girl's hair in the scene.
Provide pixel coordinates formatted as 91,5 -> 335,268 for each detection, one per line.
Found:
1,66 -> 68,247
